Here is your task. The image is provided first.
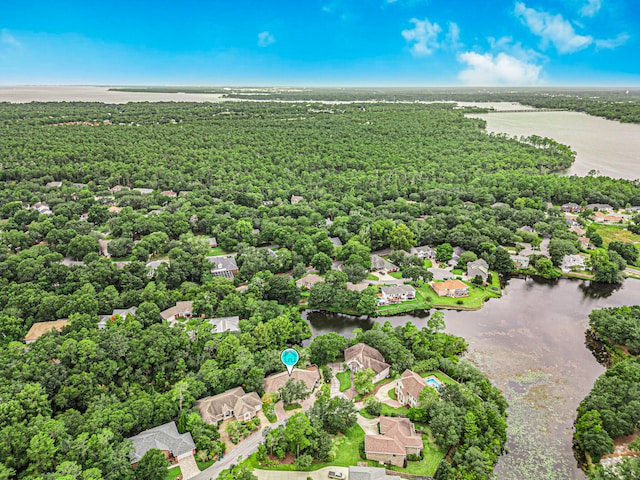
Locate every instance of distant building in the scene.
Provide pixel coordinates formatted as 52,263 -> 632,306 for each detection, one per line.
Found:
349,466 -> 401,480
561,254 -> 586,273
196,387 -> 262,423
329,236 -> 343,246
370,255 -> 398,273
290,195 -> 304,204
161,301 -> 194,326
295,273 -> 324,289
263,366 -> 321,394
410,245 -> 436,259
585,203 -> 613,212
467,259 -> 489,283
518,226 -> 535,233
127,421 -> 195,465
431,279 -> 469,298
593,211 -> 624,224
344,343 -> 390,384
98,307 -> 137,329
208,316 -> 241,334
570,225 -> 586,236
108,206 -> 122,214
448,246 -> 466,267
160,190 -> 177,197
561,202 -> 581,213
133,187 -> 154,195
510,255 -> 530,269
146,259 -> 169,277
207,256 -> 238,278
577,236 -> 592,250
46,181 -> 62,188
380,285 -> 416,304
24,319 -> 69,344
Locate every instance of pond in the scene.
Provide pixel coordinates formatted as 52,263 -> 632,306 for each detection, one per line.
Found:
305,277 -> 640,479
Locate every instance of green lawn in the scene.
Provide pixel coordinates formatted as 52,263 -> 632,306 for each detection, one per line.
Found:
336,371 -> 351,392
451,268 -> 463,275
388,388 -> 397,401
247,424 -> 365,471
164,466 -> 182,480
388,432 -> 445,477
423,259 -> 433,268
591,224 -> 640,267
422,280 -> 501,309
206,246 -> 231,256
389,271 -> 403,279
380,403 -> 409,416
366,274 -> 379,281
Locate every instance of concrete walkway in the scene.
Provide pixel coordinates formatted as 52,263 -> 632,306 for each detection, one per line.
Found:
374,380 -> 402,408
254,466 -> 349,480
356,413 -> 379,435
178,454 -> 200,480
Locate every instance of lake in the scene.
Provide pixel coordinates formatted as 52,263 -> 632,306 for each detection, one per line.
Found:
306,277 -> 640,479
467,110 -> 640,181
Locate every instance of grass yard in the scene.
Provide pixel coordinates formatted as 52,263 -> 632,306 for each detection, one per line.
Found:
422,280 -> 501,309
164,466 -> 182,480
195,459 -> 215,470
388,432 -> 445,477
592,225 -> 640,266
423,259 -> 433,268
380,403 -> 409,416
248,424 -> 365,471
388,389 -> 397,401
389,271 -> 403,279
206,246 -> 231,256
366,274 -> 379,281
336,371 -> 351,392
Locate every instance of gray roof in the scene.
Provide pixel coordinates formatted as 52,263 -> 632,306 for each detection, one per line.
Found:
349,466 -> 401,480
196,387 -> 262,423
370,255 -> 398,271
206,256 -> 238,271
467,259 -> 489,280
585,203 -> 613,211
209,316 -> 241,333
329,236 -> 343,246
410,245 -> 436,257
380,285 -> 415,296
127,421 -> 195,463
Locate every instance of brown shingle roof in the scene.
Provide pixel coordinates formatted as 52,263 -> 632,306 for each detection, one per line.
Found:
263,366 -> 320,393
398,370 -> 425,402
196,387 -> 262,423
431,279 -> 467,293
344,343 -> 390,375
24,319 -> 68,343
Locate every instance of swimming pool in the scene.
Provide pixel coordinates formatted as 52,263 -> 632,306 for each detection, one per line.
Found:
425,377 -> 442,389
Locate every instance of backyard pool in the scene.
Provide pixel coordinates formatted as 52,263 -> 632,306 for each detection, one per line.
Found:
425,376 -> 442,389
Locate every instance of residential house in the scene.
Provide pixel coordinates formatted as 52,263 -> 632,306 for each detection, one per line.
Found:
344,343 -> 390,384
510,255 -> 530,269
561,202 -> 581,213
578,236 -> 592,250
160,190 -> 177,197
370,255 -> 399,273
98,307 -> 137,329
585,203 -> 613,212
70,183 -> 87,189
448,246 -> 466,267
410,245 -> 436,259
395,370 -> 426,408
133,187 -> 154,195
46,181 -> 62,188
263,366 -> 321,394
161,301 -> 193,326
207,237 -> 218,248
593,211 -> 624,224
98,239 -> 111,258
295,273 -> 324,289
24,319 -> 68,344
207,256 -> 238,279
570,225 -> 586,236
329,236 -> 343,246
262,200 -> 274,207
565,213 -> 579,227
346,282 -> 369,292
208,316 -> 241,334
364,417 -> 423,468
32,202 -> 52,215
109,185 -> 125,193
518,226 -> 535,233
290,195 -> 304,204
108,206 -> 122,214
561,254 -> 586,273
467,259 -> 489,283
196,387 -> 262,423
349,466 -> 401,480
146,259 -> 169,277
380,285 -> 416,304
491,202 -> 508,208
431,279 -> 469,298
127,421 -> 195,465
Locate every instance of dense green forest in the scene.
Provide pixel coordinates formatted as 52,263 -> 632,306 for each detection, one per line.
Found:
1,99 -> 640,479
575,306 -> 640,479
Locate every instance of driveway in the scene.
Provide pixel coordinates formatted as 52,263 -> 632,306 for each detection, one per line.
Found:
374,380 -> 402,408
254,466 -> 349,480
178,454 -> 200,480
356,413 -> 379,435
429,267 -> 454,280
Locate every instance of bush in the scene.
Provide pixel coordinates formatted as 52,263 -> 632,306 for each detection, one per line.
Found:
364,396 -> 382,416
294,454 -> 313,469
456,299 -> 464,305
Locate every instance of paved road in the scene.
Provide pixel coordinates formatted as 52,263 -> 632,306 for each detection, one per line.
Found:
191,418 -> 286,480
254,466 -> 349,479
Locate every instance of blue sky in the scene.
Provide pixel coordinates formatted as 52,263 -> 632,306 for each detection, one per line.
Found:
0,0 -> 637,86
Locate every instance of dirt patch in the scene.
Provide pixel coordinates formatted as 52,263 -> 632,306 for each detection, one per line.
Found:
267,452 -> 296,465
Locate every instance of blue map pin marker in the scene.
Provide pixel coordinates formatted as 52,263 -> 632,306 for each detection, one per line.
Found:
281,348 -> 299,376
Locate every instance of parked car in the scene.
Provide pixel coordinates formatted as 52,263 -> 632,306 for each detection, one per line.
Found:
328,472 -> 344,479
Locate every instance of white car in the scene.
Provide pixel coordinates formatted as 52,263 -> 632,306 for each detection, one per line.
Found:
328,472 -> 344,480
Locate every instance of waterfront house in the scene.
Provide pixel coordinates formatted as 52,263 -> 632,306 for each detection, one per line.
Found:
431,279 -> 469,298
510,255 -> 530,269
380,285 -> 416,304
467,259 -> 489,283
560,254 -> 586,273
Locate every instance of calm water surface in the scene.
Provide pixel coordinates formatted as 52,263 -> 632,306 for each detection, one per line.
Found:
468,111 -> 640,180
307,278 -> 640,479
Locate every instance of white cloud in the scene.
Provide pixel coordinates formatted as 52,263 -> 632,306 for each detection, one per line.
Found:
595,32 -> 630,49
257,31 -> 275,48
445,22 -> 461,48
458,51 -> 542,85
1,30 -> 21,48
514,2 -> 593,53
580,0 -> 601,17
401,18 -> 442,56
